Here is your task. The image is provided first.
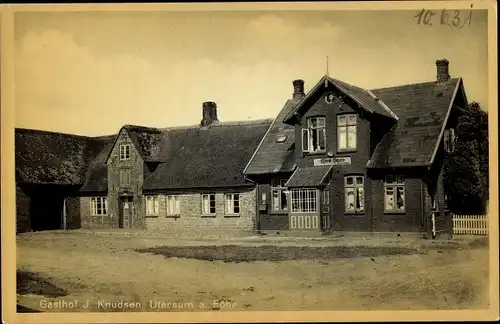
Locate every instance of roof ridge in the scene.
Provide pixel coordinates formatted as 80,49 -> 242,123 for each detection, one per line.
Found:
370,78 -> 460,92
15,127 -> 92,139
161,119 -> 274,131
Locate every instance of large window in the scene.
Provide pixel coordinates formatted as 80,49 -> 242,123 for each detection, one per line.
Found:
225,193 -> 240,215
337,114 -> 357,151
291,188 -> 318,213
166,195 -> 180,215
345,175 -> 364,212
91,197 -> 108,216
444,128 -> 456,153
302,117 -> 326,153
145,195 -> 159,216
119,144 -> 131,160
384,175 -> 405,212
202,194 -> 216,215
271,179 -> 288,211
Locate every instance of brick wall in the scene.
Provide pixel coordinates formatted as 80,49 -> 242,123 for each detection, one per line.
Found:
80,195 -> 115,229
143,188 -> 257,235
371,177 -> 424,233
107,129 -> 145,229
16,185 -> 31,233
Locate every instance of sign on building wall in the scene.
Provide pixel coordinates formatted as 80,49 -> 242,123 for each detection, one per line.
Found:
313,157 -> 352,166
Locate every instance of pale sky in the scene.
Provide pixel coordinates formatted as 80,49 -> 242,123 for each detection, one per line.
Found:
14,9 -> 488,136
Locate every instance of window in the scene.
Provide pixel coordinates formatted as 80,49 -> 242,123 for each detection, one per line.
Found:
119,144 -> 131,160
345,176 -> 364,213
302,117 -> 326,153
384,175 -> 405,212
145,195 -> 160,215
337,114 -> 357,151
202,194 -> 216,215
91,197 -> 108,216
291,188 -> 317,213
271,179 -> 288,211
119,169 -> 131,186
444,128 -> 456,153
225,193 -> 240,215
166,195 -> 180,215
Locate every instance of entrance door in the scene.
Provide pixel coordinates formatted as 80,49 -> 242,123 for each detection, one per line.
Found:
119,197 -> 133,228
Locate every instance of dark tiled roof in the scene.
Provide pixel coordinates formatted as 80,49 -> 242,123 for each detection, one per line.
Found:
367,78 -> 461,168
15,128 -> 89,185
243,99 -> 298,175
79,135 -> 116,192
283,75 -> 397,123
143,120 -> 273,190
285,165 -> 333,188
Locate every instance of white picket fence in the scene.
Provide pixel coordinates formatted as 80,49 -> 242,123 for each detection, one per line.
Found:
452,214 -> 488,235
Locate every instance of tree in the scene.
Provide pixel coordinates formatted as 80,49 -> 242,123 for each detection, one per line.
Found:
443,102 -> 489,214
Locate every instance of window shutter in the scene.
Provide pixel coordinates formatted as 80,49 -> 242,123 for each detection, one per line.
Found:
302,128 -> 310,152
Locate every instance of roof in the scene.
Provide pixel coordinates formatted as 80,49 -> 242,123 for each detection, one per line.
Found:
80,135 -> 117,192
367,78 -> 461,168
142,120 -> 273,190
243,99 -> 298,175
15,128 -> 89,185
285,165 -> 333,188
283,75 -> 398,123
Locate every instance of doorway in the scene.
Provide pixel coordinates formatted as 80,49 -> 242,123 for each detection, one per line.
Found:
119,197 -> 133,228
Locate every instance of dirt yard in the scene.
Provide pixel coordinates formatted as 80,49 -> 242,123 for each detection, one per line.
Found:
15,231 -> 490,312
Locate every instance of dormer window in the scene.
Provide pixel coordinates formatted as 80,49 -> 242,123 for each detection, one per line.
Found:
444,128 -> 456,153
120,144 -> 131,160
302,117 -> 326,153
337,114 -> 357,151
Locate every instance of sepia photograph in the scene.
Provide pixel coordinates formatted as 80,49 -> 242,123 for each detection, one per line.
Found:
1,1 -> 498,323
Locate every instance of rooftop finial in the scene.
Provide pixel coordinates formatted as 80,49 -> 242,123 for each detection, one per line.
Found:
326,56 -> 329,77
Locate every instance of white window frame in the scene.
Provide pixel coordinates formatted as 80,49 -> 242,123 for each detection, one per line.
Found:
201,194 -> 216,215
119,169 -> 131,187
444,128 -> 456,153
145,195 -> 160,216
225,193 -> 240,215
90,197 -> 108,216
337,114 -> 357,151
344,175 -> 365,213
271,179 -> 289,212
290,188 -> 318,213
119,144 -> 131,160
166,195 -> 181,216
302,117 -> 326,153
384,175 -> 406,212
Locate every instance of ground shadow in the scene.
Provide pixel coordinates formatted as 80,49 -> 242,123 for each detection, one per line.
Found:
17,270 -> 68,298
135,245 -> 423,262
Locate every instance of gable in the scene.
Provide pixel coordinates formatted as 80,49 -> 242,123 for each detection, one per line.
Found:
283,76 -> 397,125
105,127 -> 144,165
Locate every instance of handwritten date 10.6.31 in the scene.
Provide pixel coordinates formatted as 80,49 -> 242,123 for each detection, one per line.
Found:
415,9 -> 472,28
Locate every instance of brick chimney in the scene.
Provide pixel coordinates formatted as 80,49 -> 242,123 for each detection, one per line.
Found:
292,79 -> 305,101
201,101 -> 219,127
436,59 -> 450,82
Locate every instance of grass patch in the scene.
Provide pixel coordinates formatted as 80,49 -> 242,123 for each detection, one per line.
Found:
17,270 -> 68,297
468,237 -> 489,248
136,245 -> 422,262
